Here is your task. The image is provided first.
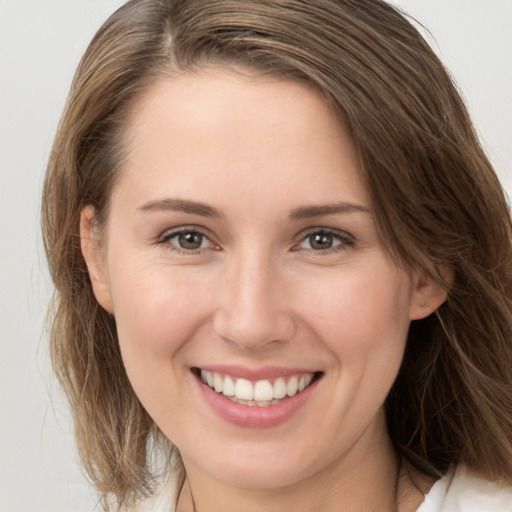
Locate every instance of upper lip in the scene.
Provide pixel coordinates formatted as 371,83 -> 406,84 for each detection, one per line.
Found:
193,365 -> 319,381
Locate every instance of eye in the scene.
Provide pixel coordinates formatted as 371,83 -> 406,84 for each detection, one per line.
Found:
296,229 -> 353,252
159,228 -> 214,252
175,231 -> 207,250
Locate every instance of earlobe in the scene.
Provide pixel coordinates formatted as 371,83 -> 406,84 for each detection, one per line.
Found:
409,267 -> 452,320
80,206 -> 114,314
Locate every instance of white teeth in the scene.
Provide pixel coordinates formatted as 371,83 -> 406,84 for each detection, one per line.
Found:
223,375 -> 235,396
213,373 -> 223,393
286,376 -> 298,397
228,397 -> 281,406
273,378 -> 287,399
235,378 -> 254,401
200,370 -> 316,406
254,380 -> 273,402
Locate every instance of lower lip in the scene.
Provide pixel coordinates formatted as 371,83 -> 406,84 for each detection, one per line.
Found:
195,373 -> 319,428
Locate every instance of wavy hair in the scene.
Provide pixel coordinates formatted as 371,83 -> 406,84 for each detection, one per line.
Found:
42,0 -> 512,509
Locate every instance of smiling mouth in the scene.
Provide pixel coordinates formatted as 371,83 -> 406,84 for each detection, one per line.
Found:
194,369 -> 322,407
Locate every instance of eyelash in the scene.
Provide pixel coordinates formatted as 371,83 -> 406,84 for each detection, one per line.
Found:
156,227 -> 355,255
157,227 -> 217,254
293,228 -> 355,254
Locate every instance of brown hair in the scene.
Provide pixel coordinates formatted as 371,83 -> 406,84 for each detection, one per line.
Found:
42,0 -> 512,509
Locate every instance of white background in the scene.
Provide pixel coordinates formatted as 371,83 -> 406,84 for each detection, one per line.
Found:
0,1 -> 511,511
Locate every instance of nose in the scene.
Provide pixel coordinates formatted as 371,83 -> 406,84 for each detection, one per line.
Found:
213,249 -> 295,352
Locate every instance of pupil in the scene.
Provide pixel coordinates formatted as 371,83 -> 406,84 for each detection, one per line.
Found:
178,232 -> 203,249
310,233 -> 333,250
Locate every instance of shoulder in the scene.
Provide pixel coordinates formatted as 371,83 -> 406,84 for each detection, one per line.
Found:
418,465 -> 512,512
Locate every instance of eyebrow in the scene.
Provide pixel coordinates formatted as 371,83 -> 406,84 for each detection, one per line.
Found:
137,198 -> 223,218
289,202 -> 371,221
137,198 -> 370,220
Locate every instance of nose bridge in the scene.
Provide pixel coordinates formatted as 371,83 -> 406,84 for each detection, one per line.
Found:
213,244 -> 294,350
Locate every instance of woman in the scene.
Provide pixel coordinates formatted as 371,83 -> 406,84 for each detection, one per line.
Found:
42,0 -> 512,511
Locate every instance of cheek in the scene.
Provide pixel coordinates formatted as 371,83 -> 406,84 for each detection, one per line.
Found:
109,261 -> 211,378
300,263 -> 412,361
302,266 -> 412,427
107,264 -> 216,426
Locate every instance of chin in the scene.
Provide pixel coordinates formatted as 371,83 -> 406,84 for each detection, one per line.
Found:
181,437 -> 330,490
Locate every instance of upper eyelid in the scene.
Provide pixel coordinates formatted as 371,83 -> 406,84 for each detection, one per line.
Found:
296,226 -> 355,242
158,225 -> 213,242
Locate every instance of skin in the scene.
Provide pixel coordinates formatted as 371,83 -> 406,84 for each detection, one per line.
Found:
81,67 -> 446,512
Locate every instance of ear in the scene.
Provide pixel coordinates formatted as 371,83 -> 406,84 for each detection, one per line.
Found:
409,267 -> 452,320
80,206 -> 114,314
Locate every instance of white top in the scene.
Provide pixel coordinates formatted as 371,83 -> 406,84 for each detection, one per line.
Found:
138,465 -> 512,511
417,465 -> 512,511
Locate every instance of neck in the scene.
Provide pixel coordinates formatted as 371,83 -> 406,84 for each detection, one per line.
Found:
177,417 -> 429,512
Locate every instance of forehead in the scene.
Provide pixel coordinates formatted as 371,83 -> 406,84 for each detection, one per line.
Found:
115,66 -> 369,213
125,66 -> 342,145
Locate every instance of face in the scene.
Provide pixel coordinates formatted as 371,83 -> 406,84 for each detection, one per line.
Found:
82,67 -> 439,491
